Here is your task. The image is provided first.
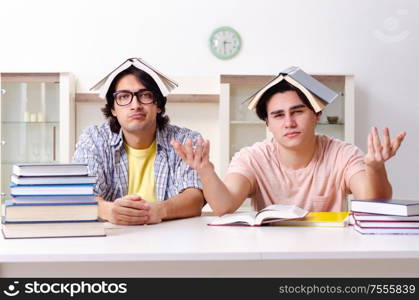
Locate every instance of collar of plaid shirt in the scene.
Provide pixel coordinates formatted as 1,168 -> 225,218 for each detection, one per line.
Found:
108,126 -> 171,152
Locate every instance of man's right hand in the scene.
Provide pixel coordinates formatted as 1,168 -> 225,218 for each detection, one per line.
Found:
171,136 -> 251,216
100,195 -> 150,225
171,137 -> 214,177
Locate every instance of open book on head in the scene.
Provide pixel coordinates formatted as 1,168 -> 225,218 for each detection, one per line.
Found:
90,57 -> 178,99
244,66 -> 338,113
208,204 -> 308,226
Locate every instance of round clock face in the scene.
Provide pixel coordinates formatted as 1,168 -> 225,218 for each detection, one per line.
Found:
209,26 -> 241,60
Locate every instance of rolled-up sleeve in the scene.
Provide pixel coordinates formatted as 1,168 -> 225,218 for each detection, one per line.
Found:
72,127 -> 111,200
172,130 -> 203,194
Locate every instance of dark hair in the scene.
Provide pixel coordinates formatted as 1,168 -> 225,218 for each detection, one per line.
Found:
255,80 -> 320,121
101,66 -> 170,133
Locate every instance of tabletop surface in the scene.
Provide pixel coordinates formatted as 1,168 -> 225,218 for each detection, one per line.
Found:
1,216 -> 419,263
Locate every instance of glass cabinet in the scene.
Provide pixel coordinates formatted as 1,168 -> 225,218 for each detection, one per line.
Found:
0,73 -> 75,197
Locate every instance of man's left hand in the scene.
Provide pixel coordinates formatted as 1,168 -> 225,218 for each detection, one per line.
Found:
146,202 -> 167,224
364,127 -> 406,169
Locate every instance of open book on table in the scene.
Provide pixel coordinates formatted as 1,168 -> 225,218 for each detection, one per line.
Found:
274,212 -> 350,227
208,204 -> 308,226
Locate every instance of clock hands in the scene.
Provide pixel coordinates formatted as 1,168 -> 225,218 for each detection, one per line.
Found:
223,40 -> 232,54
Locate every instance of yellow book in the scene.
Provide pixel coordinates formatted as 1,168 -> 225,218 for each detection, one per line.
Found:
274,212 -> 350,227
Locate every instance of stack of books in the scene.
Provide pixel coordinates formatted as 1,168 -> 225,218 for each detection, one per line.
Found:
350,199 -> 419,235
2,163 -> 105,239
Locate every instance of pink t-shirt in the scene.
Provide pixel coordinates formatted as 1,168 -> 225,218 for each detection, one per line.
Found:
227,135 -> 365,212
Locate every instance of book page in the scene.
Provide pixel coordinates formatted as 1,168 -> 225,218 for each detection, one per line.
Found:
284,76 -> 326,112
132,60 -> 171,96
255,205 -> 308,225
90,59 -> 132,91
209,211 -> 258,226
247,75 -> 284,110
137,58 -> 178,87
95,60 -> 132,98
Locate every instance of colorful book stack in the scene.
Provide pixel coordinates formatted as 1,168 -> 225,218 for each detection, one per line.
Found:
2,163 -> 106,239
350,199 -> 419,235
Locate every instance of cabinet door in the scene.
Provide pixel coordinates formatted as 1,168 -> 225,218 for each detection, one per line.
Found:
0,73 -> 66,196
220,82 -> 267,177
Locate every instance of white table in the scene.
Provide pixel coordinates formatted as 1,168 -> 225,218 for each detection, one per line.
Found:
1,216 -> 419,277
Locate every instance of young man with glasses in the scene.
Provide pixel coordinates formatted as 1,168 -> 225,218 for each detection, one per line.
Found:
73,65 -> 204,225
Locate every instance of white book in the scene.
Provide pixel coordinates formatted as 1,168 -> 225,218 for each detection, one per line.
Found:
355,221 -> 419,228
352,212 -> 419,221
90,57 -> 178,99
12,195 -> 96,204
11,174 -> 96,185
13,163 -> 88,177
2,221 -> 105,239
352,219 -> 419,235
208,204 -> 308,226
350,212 -> 419,229
351,199 -> 419,217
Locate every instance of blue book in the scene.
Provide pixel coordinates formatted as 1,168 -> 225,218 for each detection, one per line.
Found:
4,200 -> 98,222
12,194 -> 97,204
282,66 -> 338,104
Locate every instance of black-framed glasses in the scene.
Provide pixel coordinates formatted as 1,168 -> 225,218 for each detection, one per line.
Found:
113,89 -> 156,106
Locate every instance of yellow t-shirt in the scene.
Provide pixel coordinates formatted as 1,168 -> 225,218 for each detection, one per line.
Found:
124,140 -> 157,203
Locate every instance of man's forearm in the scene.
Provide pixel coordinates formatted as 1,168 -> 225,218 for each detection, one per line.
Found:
198,170 -> 238,216
364,164 -> 393,199
160,188 -> 204,220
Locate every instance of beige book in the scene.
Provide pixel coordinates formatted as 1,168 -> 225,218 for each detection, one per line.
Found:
90,57 -> 178,99
246,66 -> 337,113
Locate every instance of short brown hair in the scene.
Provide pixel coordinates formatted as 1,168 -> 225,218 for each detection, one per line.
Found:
255,80 -> 320,121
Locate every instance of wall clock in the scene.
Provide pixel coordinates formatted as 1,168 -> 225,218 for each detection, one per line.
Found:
209,26 -> 241,60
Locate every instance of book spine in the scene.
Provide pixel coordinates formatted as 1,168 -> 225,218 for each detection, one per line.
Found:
6,202 -> 98,207
3,219 -> 100,224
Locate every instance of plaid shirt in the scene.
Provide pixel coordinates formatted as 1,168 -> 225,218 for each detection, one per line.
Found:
72,123 -> 202,202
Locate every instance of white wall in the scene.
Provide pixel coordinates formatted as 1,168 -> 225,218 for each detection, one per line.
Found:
1,0 -> 418,197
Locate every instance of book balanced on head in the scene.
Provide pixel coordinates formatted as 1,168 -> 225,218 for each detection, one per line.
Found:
208,204 -> 308,226
90,57 -> 178,99
244,66 -> 338,112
